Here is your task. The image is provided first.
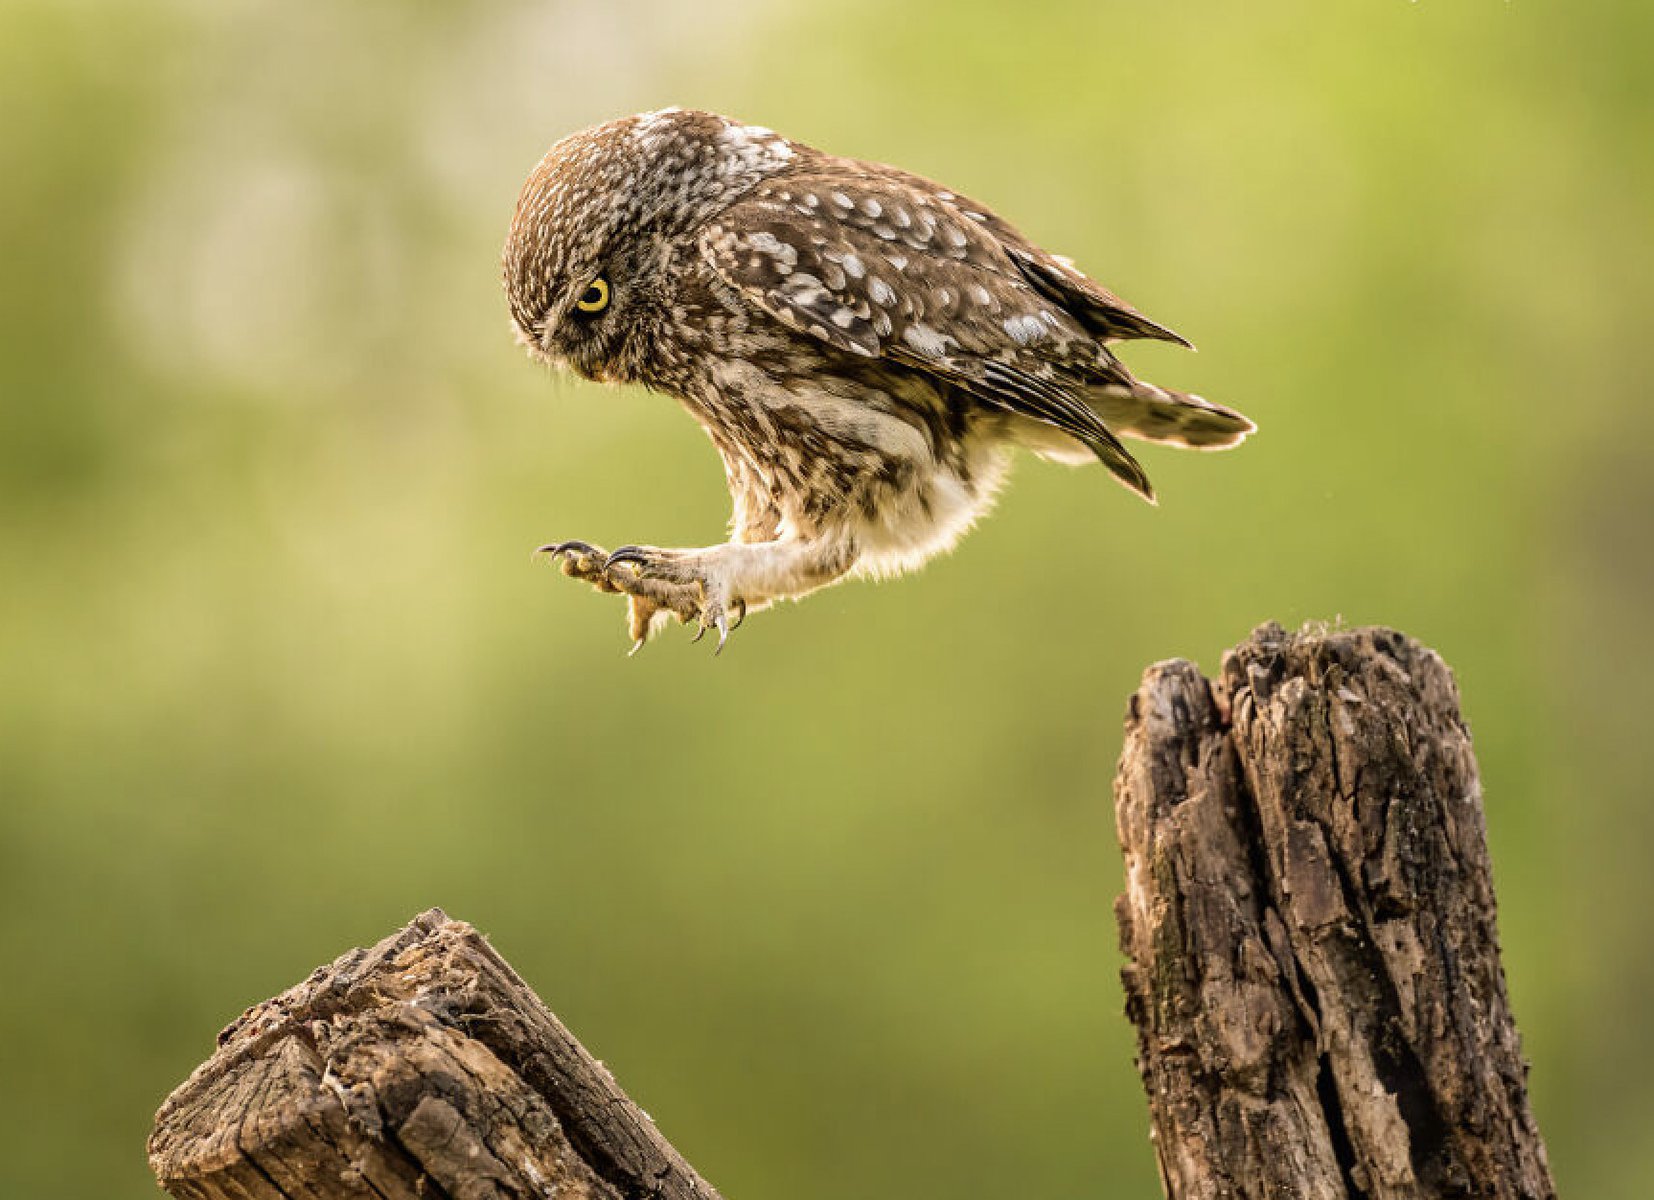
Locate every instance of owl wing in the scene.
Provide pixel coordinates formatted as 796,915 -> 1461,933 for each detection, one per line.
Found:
699,170 -> 1155,498
863,166 -> 1192,348
999,243 -> 1192,348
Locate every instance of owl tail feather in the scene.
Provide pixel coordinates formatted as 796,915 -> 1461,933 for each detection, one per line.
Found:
1080,424 -> 1157,504
1091,382 -> 1256,452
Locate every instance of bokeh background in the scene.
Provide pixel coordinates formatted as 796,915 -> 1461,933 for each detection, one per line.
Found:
3,1 -> 1650,1196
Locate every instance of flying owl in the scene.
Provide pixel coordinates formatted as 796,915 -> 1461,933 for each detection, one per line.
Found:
504,108 -> 1254,652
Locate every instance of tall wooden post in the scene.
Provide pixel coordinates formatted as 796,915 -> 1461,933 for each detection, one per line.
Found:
1115,624 -> 1555,1199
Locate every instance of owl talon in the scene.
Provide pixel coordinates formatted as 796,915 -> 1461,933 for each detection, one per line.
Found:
685,597 -> 738,653
543,536 -> 743,653
537,539 -> 621,590
605,545 -> 697,585
605,544 -> 683,572
537,539 -> 603,561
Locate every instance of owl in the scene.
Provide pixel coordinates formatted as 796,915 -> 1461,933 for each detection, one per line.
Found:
504,109 -> 1253,652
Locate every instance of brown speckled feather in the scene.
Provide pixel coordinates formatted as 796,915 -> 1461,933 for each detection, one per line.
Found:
701,165 -> 1159,494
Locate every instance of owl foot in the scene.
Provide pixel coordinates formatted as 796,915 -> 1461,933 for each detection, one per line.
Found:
606,545 -> 745,654
536,541 -> 741,653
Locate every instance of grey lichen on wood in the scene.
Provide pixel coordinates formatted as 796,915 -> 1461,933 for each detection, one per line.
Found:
148,908 -> 721,1200
1115,623 -> 1556,1199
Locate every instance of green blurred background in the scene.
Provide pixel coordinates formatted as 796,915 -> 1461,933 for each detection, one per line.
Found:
3,1 -> 1650,1196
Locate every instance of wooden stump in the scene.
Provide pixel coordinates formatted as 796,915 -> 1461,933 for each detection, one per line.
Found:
1115,623 -> 1555,1199
150,622 -> 1556,1200
148,909 -> 720,1200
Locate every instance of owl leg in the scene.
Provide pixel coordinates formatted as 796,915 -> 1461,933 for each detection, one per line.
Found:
604,538 -> 853,653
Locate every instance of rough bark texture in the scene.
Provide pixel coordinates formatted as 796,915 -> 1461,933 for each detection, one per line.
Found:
148,909 -> 721,1200
1115,623 -> 1555,1200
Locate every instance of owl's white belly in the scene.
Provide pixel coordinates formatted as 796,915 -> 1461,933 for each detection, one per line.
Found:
847,439 -> 1012,580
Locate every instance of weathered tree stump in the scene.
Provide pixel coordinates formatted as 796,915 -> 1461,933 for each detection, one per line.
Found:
150,623 -> 1555,1200
148,909 -> 720,1200
1115,623 -> 1555,1199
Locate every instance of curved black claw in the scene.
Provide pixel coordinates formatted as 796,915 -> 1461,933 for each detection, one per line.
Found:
604,545 -> 649,570
537,539 -> 602,559
728,597 -> 748,631
688,604 -> 738,654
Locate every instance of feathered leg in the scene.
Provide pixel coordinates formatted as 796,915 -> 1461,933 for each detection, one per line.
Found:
540,536 -> 853,653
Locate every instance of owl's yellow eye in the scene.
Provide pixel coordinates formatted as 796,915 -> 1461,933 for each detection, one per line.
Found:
574,277 -> 610,313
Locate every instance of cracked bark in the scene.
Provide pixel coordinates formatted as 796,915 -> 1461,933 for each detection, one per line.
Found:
148,909 -> 721,1200
1115,623 -> 1555,1199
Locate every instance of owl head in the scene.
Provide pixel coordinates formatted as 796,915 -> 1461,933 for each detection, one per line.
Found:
503,108 -> 796,382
